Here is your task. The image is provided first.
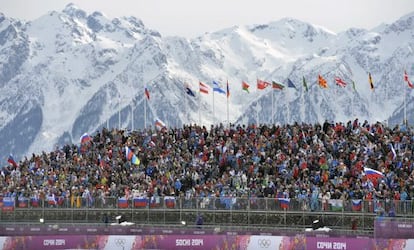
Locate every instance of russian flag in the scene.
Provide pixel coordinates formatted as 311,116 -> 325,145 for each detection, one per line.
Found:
155,118 -> 166,130
364,167 -> 384,179
279,198 -> 290,209
80,133 -> 92,144
125,146 -> 134,161
352,199 -> 362,211
2,197 -> 14,212
164,196 -> 175,208
149,197 -> 160,208
7,155 -> 18,168
133,197 -> 148,208
31,197 -> 39,207
18,197 -> 29,208
118,197 -> 129,208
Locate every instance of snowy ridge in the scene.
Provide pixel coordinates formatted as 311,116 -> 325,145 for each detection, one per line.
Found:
0,4 -> 413,160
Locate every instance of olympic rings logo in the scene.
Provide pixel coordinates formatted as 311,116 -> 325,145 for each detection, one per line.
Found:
257,239 -> 271,248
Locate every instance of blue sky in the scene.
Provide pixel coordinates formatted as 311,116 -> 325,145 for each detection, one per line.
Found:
2,0 -> 414,38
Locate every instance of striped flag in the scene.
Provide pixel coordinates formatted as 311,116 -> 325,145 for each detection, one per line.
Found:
199,81 -> 209,94
364,167 -> 384,179
164,196 -> 176,208
352,199 -> 362,211
279,198 -> 290,209
242,81 -> 250,93
2,197 -> 14,212
272,81 -> 285,90
155,118 -> 166,130
7,155 -> 18,168
133,197 -> 148,208
213,81 -> 226,94
118,197 -> 129,208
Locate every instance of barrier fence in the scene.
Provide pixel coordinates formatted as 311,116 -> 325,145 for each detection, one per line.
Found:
1,196 -> 413,215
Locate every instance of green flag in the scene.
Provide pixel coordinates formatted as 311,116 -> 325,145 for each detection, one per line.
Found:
302,76 -> 308,92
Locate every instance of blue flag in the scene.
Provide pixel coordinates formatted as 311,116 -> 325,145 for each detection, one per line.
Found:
212,81 -> 226,94
287,78 -> 297,89
186,87 -> 195,97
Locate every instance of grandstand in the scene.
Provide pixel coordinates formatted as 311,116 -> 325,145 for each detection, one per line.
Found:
1,119 -> 414,238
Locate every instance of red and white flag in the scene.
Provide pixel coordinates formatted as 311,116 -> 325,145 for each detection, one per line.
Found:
199,81 -> 209,94
404,71 -> 413,88
334,77 -> 347,87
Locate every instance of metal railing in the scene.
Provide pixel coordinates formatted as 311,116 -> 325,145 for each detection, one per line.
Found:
4,196 -> 413,215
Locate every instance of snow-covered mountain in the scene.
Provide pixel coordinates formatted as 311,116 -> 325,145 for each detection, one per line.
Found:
0,3 -> 413,160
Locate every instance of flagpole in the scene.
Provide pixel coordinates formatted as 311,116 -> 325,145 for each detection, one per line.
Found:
271,87 -> 274,125
212,89 -> 215,126
404,68 -> 407,125
131,100 -> 134,131
198,85 -> 201,125
118,93 -> 121,129
106,87 -> 109,129
256,101 -> 259,127
287,90 -> 290,124
144,88 -> 147,130
226,81 -> 229,127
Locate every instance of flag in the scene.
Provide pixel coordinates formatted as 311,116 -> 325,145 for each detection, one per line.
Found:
131,154 -> 140,165
133,197 -> 148,208
318,74 -> 328,88
364,167 -> 384,179
2,197 -> 14,212
125,146 -> 134,161
287,78 -> 297,89
7,155 -> 18,168
199,81 -> 209,94
272,81 -> 285,90
279,198 -> 290,209
213,81 -> 226,94
368,73 -> 374,90
335,77 -> 347,87
352,199 -> 362,211
352,80 -> 357,92
164,196 -> 176,208
185,83 -> 195,97
389,143 -> 397,159
144,86 -> 150,100
118,197 -> 129,208
404,71 -> 414,88
226,80 -> 230,98
302,77 -> 308,92
242,81 -> 250,93
155,118 -> 166,129
18,197 -> 29,208
30,197 -> 39,207
257,79 -> 270,90
80,133 -> 92,144
329,199 -> 343,212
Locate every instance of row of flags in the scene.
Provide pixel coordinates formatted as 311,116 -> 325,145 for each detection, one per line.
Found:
142,71 -> 413,99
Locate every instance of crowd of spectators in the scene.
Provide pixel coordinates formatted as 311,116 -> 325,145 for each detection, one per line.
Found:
1,119 -> 414,213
